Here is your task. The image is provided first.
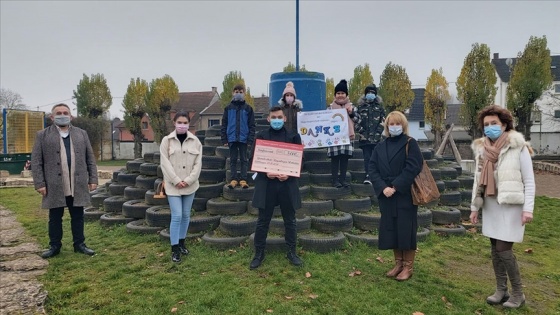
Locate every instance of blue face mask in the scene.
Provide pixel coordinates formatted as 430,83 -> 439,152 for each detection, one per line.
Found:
233,93 -> 245,102
365,93 -> 376,102
270,118 -> 284,130
388,125 -> 403,136
484,125 -> 503,140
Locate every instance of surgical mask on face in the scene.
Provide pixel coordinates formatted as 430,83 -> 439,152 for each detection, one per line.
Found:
270,118 -> 284,130
484,125 -> 503,140
285,96 -> 294,105
176,124 -> 189,134
54,115 -> 71,126
233,93 -> 245,102
388,125 -> 403,136
365,93 -> 376,102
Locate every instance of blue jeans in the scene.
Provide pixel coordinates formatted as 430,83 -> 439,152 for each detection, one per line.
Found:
229,142 -> 248,181
168,193 -> 195,246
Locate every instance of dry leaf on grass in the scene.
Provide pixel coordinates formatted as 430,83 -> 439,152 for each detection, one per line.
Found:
441,296 -> 453,308
348,270 -> 362,277
228,249 -> 237,254
178,301 -> 184,304
308,294 -> 318,299
412,312 -> 425,315
171,307 -> 178,313
376,256 -> 384,263
524,248 -> 533,254
266,309 -> 273,313
305,272 -> 312,278
158,252 -> 164,257
126,290 -> 131,294
285,296 -> 293,300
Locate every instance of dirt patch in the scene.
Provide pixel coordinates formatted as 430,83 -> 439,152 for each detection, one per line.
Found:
535,172 -> 560,199
0,206 -> 48,314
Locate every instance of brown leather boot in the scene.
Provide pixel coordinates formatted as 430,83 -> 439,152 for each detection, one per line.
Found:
396,250 -> 416,281
386,249 -> 404,278
499,250 -> 526,308
487,246 -> 510,305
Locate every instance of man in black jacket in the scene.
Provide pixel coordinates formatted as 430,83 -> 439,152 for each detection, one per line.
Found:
249,106 -> 303,269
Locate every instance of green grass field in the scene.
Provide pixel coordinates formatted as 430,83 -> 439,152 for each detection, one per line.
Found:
1,188 -> 559,315
96,160 -> 129,167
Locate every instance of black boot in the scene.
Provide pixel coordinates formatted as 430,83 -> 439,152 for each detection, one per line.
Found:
286,249 -> 303,266
171,245 -> 181,263
74,243 -> 95,256
41,246 -> 61,259
249,250 -> 265,270
178,239 -> 189,256
339,175 -> 349,188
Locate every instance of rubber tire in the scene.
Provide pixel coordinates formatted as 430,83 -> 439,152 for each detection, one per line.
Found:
144,190 -> 169,206
202,145 -> 216,156
310,173 -> 351,187
269,216 -> 312,235
246,202 -> 282,217
440,167 -> 458,179
222,186 -> 255,202
124,186 -> 148,201
461,190 -> 473,202
421,150 -> 433,160
432,224 -> 466,236
117,173 -> 138,186
334,197 -> 371,213
303,160 -> 331,174
143,152 -> 154,163
311,186 -> 352,200
153,153 -> 160,164
430,169 -> 442,181
189,212 -> 221,233
298,172 -> 310,187
443,180 -> 460,190
193,198 -> 208,212
203,136 -> 222,147
145,205 -> 171,228
299,232 -> 346,253
196,182 -> 225,199
205,128 -> 221,137
458,176 -> 475,189
199,169 -> 226,184
248,233 -> 287,252
299,200 -> 333,217
122,200 -> 151,219
346,159 -> 363,171
225,170 -> 256,185
126,219 -> 164,234
311,212 -> 353,233
350,183 -> 375,197
349,171 -> 367,183
206,198 -> 247,215
91,193 -> 109,208
202,156 -> 226,169
417,227 -> 431,242
218,215 -> 258,237
157,165 -> 163,178
426,159 -> 439,168
103,196 -> 127,213
417,209 -> 433,229
108,183 -> 128,196
351,212 -> 381,231
126,160 -> 143,173
436,181 -> 446,193
303,149 -> 328,162
195,130 -> 206,136
159,228 -> 203,241
135,175 -> 158,190
201,231 -> 248,250
100,213 -> 134,227
139,163 -> 158,176
431,207 -> 461,225
215,146 -> 230,159
344,233 -> 379,247
439,191 -> 462,206
84,207 -> 105,222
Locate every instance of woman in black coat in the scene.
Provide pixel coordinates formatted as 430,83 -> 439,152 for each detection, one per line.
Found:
368,111 -> 423,281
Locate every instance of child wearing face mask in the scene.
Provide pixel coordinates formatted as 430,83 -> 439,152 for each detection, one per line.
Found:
327,79 -> 360,188
278,81 -> 303,134
221,84 -> 256,189
160,112 -> 202,263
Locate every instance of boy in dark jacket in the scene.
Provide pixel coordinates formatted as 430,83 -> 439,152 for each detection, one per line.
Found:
221,84 -> 256,189
249,106 -> 303,269
355,84 -> 386,184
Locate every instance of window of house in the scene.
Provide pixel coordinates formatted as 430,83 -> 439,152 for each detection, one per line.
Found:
142,122 -> 148,130
555,84 -> 560,94
419,121 -> 425,129
531,111 -> 541,124
554,110 -> 560,119
209,119 -> 220,127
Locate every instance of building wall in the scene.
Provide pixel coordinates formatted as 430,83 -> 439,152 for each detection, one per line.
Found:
200,114 -> 222,130
408,121 -> 428,141
113,142 -> 161,160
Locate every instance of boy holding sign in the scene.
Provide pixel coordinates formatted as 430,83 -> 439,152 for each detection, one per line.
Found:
249,106 -> 303,269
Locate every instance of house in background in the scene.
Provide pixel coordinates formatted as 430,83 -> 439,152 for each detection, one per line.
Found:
253,95 -> 271,115
405,88 -> 428,141
172,87 -> 221,131
492,53 -> 560,153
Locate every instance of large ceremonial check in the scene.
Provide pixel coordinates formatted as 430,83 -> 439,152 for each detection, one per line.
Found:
297,108 -> 350,149
250,139 -> 304,177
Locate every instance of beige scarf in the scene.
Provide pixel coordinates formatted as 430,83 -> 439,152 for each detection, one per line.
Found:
479,131 -> 508,197
59,135 -> 76,197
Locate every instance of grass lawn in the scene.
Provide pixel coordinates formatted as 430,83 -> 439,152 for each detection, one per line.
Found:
96,160 -> 130,167
1,188 -> 559,315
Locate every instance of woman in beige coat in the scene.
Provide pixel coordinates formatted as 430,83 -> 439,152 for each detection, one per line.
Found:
160,112 -> 202,263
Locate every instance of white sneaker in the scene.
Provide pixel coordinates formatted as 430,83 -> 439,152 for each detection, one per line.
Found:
363,176 -> 372,185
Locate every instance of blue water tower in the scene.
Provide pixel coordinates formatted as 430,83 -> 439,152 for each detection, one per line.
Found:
269,72 -> 326,112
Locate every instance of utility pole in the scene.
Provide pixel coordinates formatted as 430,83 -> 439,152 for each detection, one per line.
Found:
296,0 -> 299,71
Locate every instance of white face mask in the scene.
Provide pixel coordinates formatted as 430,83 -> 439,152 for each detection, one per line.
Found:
388,125 -> 403,136
285,96 -> 294,105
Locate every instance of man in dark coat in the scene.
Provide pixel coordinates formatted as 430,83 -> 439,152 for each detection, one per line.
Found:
368,111 -> 423,281
31,103 -> 98,258
249,106 -> 303,270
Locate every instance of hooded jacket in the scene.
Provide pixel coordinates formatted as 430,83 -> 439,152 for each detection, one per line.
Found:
355,96 -> 386,146
278,98 -> 303,134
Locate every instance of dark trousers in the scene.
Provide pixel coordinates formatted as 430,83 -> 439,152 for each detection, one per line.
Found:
330,155 -> 350,182
229,142 -> 248,181
361,144 -> 375,175
254,180 -> 297,251
48,196 -> 85,248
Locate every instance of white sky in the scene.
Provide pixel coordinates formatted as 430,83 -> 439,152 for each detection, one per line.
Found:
1,0 -> 559,119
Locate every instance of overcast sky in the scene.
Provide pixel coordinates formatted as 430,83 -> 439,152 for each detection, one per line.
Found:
1,0 -> 559,119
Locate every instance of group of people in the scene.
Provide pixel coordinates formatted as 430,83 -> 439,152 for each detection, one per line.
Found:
32,81 -> 535,309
